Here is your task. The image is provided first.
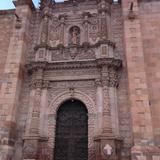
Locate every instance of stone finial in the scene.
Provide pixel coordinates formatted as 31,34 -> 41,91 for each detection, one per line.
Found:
40,0 -> 55,10
97,0 -> 111,13
13,0 -> 35,10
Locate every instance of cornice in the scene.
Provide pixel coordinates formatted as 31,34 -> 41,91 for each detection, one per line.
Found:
25,58 -> 122,72
96,58 -> 122,69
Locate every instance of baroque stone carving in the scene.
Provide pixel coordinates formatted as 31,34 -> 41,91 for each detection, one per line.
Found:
30,79 -> 43,89
23,141 -> 37,159
109,67 -> 119,87
88,14 -> 99,43
95,79 -> 102,87
47,90 -> 96,160
30,80 -> 49,89
48,90 -> 95,114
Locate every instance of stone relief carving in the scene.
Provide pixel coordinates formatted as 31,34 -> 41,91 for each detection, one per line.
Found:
48,80 -> 96,107
50,45 -> 96,61
23,141 -> 37,159
38,9 -> 105,48
88,14 -> 99,43
48,18 -> 60,47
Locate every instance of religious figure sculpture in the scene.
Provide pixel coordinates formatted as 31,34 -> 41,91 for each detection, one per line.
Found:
69,26 -> 80,45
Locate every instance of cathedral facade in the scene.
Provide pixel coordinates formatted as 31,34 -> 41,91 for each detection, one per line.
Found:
0,0 -> 160,160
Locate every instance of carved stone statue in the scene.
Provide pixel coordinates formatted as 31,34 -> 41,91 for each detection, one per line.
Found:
69,26 -> 80,45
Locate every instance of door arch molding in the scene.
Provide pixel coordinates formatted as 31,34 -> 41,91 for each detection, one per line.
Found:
48,90 -> 95,114
47,91 -> 96,160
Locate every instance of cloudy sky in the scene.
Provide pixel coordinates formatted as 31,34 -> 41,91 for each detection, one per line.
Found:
0,0 -> 64,9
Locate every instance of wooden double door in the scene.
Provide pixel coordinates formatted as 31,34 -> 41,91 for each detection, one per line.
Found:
54,99 -> 88,160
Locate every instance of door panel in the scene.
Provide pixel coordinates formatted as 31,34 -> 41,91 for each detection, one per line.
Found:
54,100 -> 88,160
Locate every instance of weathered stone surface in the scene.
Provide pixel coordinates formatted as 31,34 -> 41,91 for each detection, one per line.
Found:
0,0 -> 160,160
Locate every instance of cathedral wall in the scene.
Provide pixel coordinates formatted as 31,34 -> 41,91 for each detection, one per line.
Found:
15,2 -> 133,160
0,10 -> 14,90
139,0 -> 160,145
112,3 -> 132,159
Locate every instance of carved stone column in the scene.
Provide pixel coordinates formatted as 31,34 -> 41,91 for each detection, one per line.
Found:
39,81 -> 49,137
97,0 -> 111,40
95,79 -> 103,135
109,67 -> 120,136
40,8 -> 51,44
23,68 -> 49,160
82,12 -> 91,43
23,79 -> 43,160
101,66 -> 112,135
35,8 -> 52,62
59,14 -> 67,45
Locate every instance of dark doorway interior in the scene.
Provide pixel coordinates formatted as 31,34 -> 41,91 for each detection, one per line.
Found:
54,99 -> 88,160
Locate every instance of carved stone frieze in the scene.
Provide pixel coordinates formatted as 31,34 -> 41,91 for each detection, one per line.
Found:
29,79 -> 50,89
35,40 -> 116,61
27,58 -> 121,74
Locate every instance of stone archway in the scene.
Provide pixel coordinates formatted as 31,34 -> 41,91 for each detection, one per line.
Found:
47,90 -> 96,160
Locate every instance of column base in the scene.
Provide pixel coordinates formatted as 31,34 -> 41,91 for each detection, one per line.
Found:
131,145 -> 160,160
94,134 -> 123,160
22,135 -> 49,160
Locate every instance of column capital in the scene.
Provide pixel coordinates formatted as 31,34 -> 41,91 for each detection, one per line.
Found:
42,80 -> 50,89
95,79 -> 102,87
109,68 -> 119,88
102,77 -> 110,87
30,79 -> 43,89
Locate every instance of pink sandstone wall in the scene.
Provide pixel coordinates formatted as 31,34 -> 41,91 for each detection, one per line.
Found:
0,10 -> 14,90
140,0 -> 160,145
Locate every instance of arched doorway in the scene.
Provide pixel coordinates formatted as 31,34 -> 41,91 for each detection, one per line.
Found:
54,99 -> 88,160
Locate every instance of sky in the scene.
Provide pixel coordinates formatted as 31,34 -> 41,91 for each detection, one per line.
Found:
0,0 -> 64,10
